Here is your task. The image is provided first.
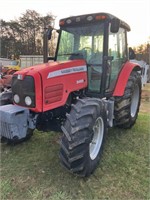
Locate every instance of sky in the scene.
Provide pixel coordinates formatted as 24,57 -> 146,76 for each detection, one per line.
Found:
0,0 -> 150,47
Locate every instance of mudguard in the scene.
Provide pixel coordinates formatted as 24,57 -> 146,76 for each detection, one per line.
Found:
113,61 -> 141,96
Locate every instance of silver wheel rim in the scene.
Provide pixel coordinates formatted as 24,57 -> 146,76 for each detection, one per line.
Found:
89,117 -> 104,160
131,84 -> 139,118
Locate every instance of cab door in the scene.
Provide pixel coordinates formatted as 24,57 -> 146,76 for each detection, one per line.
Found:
106,27 -> 128,92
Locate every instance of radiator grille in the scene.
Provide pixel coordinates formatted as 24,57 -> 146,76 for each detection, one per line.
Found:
12,75 -> 35,107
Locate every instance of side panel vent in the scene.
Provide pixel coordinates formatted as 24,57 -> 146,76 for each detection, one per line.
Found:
44,84 -> 63,104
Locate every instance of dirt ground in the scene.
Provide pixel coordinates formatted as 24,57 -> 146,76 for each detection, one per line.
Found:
140,83 -> 150,114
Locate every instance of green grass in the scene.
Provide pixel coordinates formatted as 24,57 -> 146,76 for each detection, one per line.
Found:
1,112 -> 150,200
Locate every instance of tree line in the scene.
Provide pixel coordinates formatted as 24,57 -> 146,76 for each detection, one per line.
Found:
1,10 -> 56,59
1,10 -> 149,64
134,41 -> 150,64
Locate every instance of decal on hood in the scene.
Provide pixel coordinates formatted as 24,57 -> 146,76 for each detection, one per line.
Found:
47,65 -> 87,79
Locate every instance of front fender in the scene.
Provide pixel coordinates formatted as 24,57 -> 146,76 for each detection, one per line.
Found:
113,61 -> 141,96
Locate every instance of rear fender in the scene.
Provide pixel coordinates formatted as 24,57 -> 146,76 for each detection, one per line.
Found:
113,61 -> 141,96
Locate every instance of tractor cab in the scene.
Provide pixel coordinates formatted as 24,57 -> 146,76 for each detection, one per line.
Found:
54,13 -> 130,97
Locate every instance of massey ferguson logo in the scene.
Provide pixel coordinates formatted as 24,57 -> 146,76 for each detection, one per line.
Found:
47,65 -> 87,79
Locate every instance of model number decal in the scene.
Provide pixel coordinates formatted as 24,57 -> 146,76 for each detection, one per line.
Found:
76,79 -> 84,84
47,65 -> 87,79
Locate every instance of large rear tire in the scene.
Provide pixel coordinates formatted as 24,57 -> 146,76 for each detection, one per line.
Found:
59,98 -> 107,177
114,71 -> 141,128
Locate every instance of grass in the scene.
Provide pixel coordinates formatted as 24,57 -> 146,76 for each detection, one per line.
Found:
0,85 -> 150,200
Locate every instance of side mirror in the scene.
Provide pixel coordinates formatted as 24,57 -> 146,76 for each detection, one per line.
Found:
110,18 -> 120,33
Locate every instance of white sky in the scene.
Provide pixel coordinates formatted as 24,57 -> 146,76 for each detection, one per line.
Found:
0,0 -> 150,47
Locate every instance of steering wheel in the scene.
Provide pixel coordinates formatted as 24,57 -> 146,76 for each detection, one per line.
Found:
81,47 -> 92,60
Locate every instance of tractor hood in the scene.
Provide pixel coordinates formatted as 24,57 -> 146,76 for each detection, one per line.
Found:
12,60 -> 88,112
14,60 -> 87,79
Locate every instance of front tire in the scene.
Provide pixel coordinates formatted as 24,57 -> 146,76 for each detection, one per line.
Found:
59,98 -> 107,177
114,70 -> 141,128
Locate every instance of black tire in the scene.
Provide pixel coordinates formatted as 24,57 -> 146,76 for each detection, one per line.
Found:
114,70 -> 141,128
59,98 -> 107,177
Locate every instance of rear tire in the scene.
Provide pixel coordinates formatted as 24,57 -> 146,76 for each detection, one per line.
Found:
114,71 -> 141,128
59,98 -> 107,177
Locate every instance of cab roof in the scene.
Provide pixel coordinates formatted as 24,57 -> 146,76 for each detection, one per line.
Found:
59,12 -> 131,31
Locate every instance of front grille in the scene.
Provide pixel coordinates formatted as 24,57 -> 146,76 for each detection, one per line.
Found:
12,75 -> 35,107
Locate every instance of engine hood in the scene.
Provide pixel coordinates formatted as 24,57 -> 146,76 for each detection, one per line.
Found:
14,60 -> 87,79
13,59 -> 88,113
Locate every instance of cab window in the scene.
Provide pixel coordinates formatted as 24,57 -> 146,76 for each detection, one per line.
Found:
106,27 -> 127,92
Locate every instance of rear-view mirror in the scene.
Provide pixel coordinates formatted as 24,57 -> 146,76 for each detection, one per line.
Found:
110,18 -> 120,33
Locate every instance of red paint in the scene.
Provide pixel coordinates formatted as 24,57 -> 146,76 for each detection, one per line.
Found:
44,84 -> 63,104
113,61 -> 141,96
14,60 -> 87,112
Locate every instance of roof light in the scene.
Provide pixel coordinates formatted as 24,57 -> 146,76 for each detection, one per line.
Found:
66,19 -> 72,24
95,15 -> 106,20
87,16 -> 93,21
76,17 -> 80,22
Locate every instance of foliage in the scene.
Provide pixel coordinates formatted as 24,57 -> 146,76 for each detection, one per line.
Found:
133,38 -> 150,64
1,10 -> 56,58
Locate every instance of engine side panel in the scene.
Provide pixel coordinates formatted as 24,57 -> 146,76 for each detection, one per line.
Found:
42,61 -> 88,112
113,61 -> 141,96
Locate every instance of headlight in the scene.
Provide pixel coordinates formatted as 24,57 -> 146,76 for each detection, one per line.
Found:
14,94 -> 20,103
25,96 -> 32,106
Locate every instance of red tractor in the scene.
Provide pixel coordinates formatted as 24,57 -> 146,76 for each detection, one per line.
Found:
0,13 -> 141,177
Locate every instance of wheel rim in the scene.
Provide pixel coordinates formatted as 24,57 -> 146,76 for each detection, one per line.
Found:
130,84 -> 140,118
89,117 -> 104,160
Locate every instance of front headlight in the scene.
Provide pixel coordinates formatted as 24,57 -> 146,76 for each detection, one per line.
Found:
25,96 -> 32,106
14,94 -> 20,103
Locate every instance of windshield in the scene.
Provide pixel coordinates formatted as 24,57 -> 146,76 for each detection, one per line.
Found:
57,23 -> 104,93
57,23 -> 104,65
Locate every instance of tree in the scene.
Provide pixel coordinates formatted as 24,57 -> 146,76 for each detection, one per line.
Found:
134,39 -> 150,64
19,10 -> 41,54
1,10 -> 56,58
